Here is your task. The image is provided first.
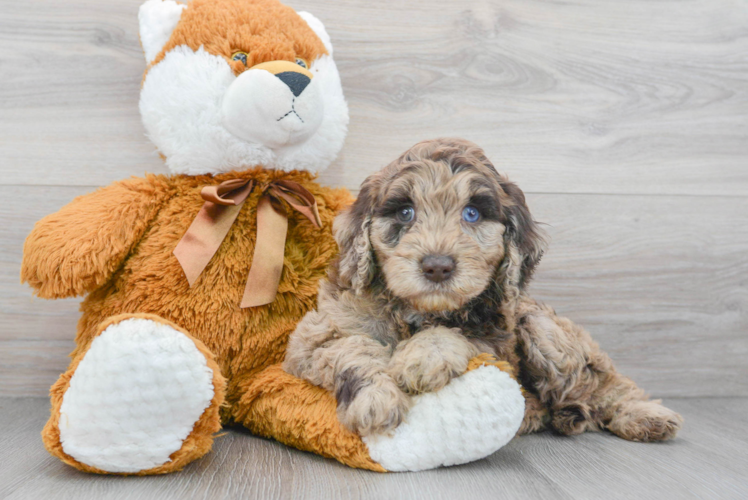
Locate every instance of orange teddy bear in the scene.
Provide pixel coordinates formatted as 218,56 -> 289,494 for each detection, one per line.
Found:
21,0 -> 524,475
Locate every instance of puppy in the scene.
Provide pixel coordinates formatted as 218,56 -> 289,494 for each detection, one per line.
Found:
283,138 -> 683,441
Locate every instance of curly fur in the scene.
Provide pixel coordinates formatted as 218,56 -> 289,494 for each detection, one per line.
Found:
284,138 -> 683,441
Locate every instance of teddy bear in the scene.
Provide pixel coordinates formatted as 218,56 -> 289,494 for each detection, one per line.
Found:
21,0 -> 525,474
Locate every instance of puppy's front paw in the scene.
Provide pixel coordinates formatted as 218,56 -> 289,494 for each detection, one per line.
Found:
336,374 -> 410,437
608,400 -> 683,442
388,326 -> 478,394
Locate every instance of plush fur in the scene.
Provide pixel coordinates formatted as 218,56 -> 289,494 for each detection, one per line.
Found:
21,0 -> 393,474
363,359 -> 525,472
23,168 -> 375,471
284,138 -> 683,441
25,0 -> 522,475
139,0 -> 348,175
42,313 -> 226,475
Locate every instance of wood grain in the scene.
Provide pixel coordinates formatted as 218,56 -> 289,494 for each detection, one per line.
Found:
1,397 -> 746,499
0,0 -> 746,195
0,0 -> 746,400
2,186 -> 745,397
1,0 -> 746,495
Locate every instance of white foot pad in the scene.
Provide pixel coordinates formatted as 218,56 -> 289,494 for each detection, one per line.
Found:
59,318 -> 215,473
363,366 -> 525,472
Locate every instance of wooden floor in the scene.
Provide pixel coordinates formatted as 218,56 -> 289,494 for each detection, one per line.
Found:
1,397 -> 746,500
1,0 -> 747,497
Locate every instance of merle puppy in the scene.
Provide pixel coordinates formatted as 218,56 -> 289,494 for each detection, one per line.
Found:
283,138 -> 682,441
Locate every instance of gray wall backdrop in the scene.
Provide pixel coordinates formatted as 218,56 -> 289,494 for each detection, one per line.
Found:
1,0 -> 746,397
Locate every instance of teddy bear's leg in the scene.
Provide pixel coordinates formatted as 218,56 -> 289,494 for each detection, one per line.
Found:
231,354 -> 524,472
232,364 -> 386,472
43,313 -> 225,475
361,354 -> 525,471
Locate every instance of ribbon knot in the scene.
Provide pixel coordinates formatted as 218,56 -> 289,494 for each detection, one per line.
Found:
174,178 -> 322,308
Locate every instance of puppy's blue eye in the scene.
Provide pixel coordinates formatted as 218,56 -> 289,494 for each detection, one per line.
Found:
462,206 -> 480,223
396,206 -> 415,223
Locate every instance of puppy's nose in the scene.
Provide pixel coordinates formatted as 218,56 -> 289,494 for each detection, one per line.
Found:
275,71 -> 311,97
421,255 -> 455,283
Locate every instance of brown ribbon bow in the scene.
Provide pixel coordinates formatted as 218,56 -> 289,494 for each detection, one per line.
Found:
173,178 -> 322,308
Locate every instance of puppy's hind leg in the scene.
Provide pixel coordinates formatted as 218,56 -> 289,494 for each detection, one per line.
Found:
518,391 -> 550,435
516,300 -> 682,441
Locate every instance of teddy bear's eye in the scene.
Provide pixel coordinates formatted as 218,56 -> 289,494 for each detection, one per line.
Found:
295,57 -> 308,69
232,52 -> 248,66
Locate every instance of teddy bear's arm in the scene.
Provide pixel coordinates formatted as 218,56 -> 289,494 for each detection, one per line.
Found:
21,175 -> 172,299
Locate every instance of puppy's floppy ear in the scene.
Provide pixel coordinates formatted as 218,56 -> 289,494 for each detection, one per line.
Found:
497,177 -> 548,290
332,177 -> 378,293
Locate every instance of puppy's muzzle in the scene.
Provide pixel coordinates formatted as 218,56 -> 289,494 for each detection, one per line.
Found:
421,255 -> 455,283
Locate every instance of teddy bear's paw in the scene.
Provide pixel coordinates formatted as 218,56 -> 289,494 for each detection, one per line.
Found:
362,364 -> 525,471
56,317 -> 218,473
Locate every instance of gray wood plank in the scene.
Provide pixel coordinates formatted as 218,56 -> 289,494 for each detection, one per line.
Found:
528,193 -> 748,398
0,186 -> 89,345
0,397 -> 745,500
2,0 -> 746,494
0,341 -> 72,397
2,186 -> 745,397
0,0 -> 169,186
500,398 -> 748,500
0,0 -> 746,195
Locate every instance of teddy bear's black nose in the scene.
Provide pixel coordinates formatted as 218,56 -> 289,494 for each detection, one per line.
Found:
275,71 -> 311,97
421,255 -> 456,283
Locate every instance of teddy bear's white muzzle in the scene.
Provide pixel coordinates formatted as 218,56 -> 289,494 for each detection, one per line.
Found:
222,68 -> 324,150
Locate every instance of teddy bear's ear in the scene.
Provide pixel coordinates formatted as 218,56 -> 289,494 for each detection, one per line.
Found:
296,11 -> 333,55
139,0 -> 187,64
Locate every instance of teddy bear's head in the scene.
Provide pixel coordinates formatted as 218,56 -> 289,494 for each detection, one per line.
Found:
138,0 -> 348,175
